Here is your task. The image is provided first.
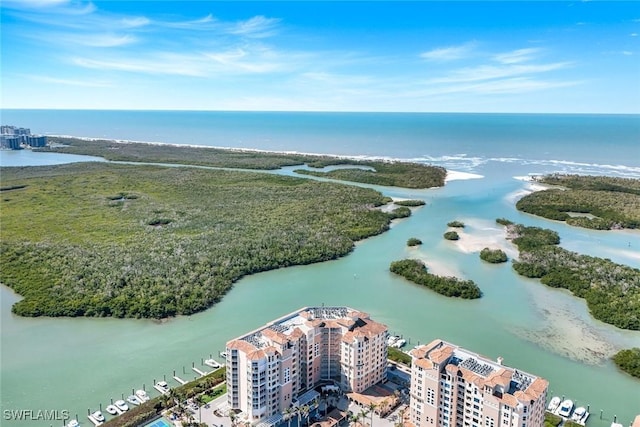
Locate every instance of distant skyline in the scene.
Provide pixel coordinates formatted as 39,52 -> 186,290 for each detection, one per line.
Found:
1,1 -> 639,113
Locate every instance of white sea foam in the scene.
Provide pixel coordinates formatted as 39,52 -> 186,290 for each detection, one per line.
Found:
445,170 -> 484,182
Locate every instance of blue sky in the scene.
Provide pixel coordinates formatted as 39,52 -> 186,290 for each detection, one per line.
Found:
1,1 -> 639,113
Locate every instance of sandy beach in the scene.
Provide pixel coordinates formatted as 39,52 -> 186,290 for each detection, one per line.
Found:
445,218 -> 519,258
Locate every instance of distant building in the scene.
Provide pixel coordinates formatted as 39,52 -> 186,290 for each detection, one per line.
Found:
225,306 -> 388,426
26,135 -> 47,147
1,125 -> 15,134
0,135 -> 22,150
409,339 -> 548,427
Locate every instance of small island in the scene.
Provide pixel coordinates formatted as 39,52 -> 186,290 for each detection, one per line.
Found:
501,222 -> 640,330
516,174 -> 640,230
612,348 -> 640,379
447,220 -> 465,228
389,259 -> 482,299
479,248 -> 508,263
394,199 -> 426,207
407,237 -> 422,247
443,231 -> 460,240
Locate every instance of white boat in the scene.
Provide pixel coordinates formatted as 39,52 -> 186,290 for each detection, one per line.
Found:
105,405 -> 119,415
220,351 -> 228,358
387,336 -> 399,346
571,407 -> 589,425
154,380 -> 171,395
135,389 -> 150,402
67,419 -> 80,427
91,411 -> 105,423
557,399 -> 574,417
547,396 -> 561,412
115,400 -> 129,412
204,358 -> 221,368
126,395 -> 141,406
392,339 -> 407,348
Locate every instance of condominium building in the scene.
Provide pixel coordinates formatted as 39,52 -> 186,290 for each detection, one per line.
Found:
409,339 -> 548,427
225,307 -> 388,425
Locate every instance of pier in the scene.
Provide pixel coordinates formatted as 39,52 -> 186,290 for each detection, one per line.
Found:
173,375 -> 187,385
192,366 -> 208,377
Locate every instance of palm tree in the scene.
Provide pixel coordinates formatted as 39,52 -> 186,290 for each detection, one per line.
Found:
359,409 -> 369,427
396,408 -> 406,427
230,410 -> 237,427
285,406 -> 295,427
300,404 -> 310,427
349,411 -> 360,427
367,403 -> 377,427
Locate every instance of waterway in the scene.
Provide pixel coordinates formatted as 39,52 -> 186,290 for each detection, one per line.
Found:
1,114 -> 639,427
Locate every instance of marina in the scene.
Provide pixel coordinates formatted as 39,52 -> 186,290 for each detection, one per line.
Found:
548,395 -> 591,426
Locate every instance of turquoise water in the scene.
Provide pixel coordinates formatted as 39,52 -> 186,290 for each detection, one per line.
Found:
1,111 -> 639,426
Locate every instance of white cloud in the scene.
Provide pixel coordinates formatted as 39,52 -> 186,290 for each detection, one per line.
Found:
228,15 -> 281,38
73,34 -> 137,47
420,43 -> 475,61
493,48 -> 542,64
427,62 -> 572,84
121,17 -> 150,29
27,74 -> 112,87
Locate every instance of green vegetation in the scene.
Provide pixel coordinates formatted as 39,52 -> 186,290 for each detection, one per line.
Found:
495,218 -> 514,226
390,206 -> 412,218
43,137 -> 446,189
516,174 -> 640,230
544,412 -> 562,427
612,348 -> 640,379
443,231 -> 460,241
394,199 -> 426,207
294,161 -> 445,189
479,248 -> 508,263
389,259 -> 482,299
447,220 -> 465,228
1,163 -> 401,319
504,223 -> 640,330
387,347 -> 412,366
103,368 -> 226,427
407,238 -> 422,247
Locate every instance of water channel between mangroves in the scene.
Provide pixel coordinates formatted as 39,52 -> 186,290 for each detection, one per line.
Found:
1,150 -> 639,427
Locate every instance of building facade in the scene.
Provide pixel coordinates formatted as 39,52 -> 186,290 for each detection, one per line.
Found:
409,339 -> 548,427
225,307 -> 388,425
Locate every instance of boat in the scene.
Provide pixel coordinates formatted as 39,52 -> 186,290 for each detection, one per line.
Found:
547,396 -> 561,412
220,351 -> 228,358
114,400 -> 129,412
557,399 -> 574,418
571,407 -> 589,425
91,411 -> 105,423
67,419 -> 80,427
154,380 -> 171,395
135,389 -> 150,402
387,336 -> 398,346
105,405 -> 118,416
204,358 -> 221,369
392,338 -> 407,348
126,395 -> 141,406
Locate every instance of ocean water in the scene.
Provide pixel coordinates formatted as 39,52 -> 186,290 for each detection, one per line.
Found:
1,111 -> 639,427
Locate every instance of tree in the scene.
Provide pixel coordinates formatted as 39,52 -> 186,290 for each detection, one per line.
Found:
368,403 -> 378,427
